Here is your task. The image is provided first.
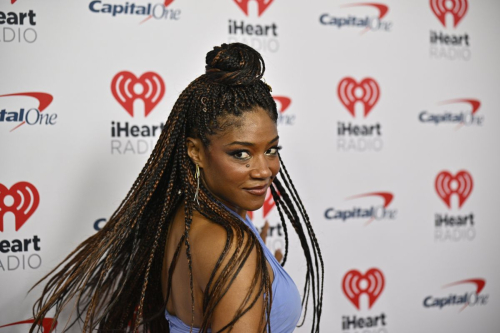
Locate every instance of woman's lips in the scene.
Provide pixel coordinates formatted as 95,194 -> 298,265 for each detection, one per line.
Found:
244,185 -> 268,196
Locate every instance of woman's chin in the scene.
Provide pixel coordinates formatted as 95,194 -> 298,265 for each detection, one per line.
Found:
245,200 -> 267,212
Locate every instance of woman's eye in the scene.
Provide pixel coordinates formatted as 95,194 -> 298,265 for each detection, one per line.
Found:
266,146 -> 281,156
232,151 -> 251,160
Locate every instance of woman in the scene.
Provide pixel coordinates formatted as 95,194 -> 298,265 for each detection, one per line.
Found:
30,43 -> 323,333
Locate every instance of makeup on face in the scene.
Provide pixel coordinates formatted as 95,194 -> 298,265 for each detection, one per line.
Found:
200,107 -> 280,218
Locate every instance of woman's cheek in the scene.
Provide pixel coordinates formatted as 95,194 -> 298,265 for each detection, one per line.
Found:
271,160 -> 280,177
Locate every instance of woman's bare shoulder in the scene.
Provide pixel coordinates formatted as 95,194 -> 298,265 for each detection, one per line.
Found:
189,210 -> 255,288
189,210 -> 267,331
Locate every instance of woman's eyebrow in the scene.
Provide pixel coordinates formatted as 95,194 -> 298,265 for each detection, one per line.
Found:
225,135 -> 279,147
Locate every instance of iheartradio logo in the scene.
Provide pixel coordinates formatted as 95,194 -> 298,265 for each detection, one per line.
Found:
0,318 -> 57,332
343,268 -> 385,310
435,171 -> 473,209
111,71 -> 165,118
273,96 -> 291,114
0,182 -> 39,232
233,0 -> 273,17
262,189 -> 277,218
248,189 -> 277,220
430,0 -> 468,28
338,77 -> 380,118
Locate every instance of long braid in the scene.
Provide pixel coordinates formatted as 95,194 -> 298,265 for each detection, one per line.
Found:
272,177 -> 317,329
275,155 -> 324,332
30,43 -> 323,333
270,185 -> 290,266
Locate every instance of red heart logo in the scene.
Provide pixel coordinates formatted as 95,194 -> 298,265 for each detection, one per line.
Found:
233,0 -> 274,16
342,268 -> 385,310
111,71 -> 165,118
0,182 -> 40,232
435,170 -> 473,209
430,0 -> 468,28
338,77 -> 380,118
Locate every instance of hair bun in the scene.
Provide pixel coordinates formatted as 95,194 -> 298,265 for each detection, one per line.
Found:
205,43 -> 265,86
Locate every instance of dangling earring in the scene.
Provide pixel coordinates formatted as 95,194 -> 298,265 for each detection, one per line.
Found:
194,164 -> 200,205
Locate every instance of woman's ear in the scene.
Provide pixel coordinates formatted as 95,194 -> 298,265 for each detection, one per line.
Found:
186,137 -> 205,168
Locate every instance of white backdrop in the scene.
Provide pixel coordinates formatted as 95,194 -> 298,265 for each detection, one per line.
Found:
1,0 -> 500,332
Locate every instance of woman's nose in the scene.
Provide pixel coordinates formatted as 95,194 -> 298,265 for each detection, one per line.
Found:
250,156 -> 272,179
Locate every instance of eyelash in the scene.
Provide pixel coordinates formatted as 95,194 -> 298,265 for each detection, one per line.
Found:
267,146 -> 282,155
229,146 -> 282,160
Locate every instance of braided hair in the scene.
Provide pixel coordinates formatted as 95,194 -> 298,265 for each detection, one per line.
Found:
30,43 -> 324,333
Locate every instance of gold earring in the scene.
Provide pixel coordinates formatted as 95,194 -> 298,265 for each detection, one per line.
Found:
194,164 -> 200,205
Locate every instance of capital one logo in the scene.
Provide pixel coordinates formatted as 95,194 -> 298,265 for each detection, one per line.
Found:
430,0 -> 468,28
418,98 -> 482,127
435,170 -> 473,209
348,192 -> 393,206
111,71 -> 165,117
338,77 -> 380,118
341,2 -> 389,20
273,96 -> 291,114
0,182 -> 39,232
0,318 -> 57,332
234,0 -> 273,16
348,192 -> 394,225
438,98 -> 480,114
140,0 -> 175,24
444,278 -> 485,294
423,278 -> 488,311
343,268 -> 385,309
0,92 -> 54,132
324,192 -> 396,225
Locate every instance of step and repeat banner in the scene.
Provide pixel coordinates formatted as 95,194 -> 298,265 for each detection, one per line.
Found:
1,0 -> 500,332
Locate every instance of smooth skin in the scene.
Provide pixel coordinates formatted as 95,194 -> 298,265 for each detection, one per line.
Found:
161,107 -> 281,332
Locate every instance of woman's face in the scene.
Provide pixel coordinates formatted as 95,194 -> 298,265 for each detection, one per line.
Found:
189,107 -> 280,218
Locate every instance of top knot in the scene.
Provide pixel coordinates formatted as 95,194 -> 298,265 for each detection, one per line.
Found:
205,43 -> 265,86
